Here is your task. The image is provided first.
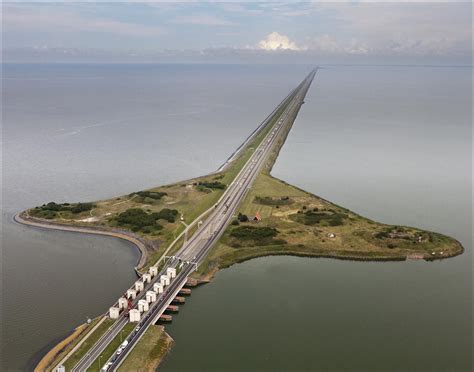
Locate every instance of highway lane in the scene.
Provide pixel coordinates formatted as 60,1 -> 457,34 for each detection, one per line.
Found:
70,68 -> 317,372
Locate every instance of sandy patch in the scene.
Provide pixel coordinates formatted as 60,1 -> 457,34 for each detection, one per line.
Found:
77,217 -> 99,223
273,209 -> 299,217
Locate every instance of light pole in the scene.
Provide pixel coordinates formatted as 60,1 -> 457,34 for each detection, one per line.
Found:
98,354 -> 103,371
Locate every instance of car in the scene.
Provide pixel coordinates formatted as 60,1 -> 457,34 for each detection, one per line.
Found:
121,340 -> 128,348
101,362 -> 112,371
135,325 -> 140,332
116,348 -> 122,356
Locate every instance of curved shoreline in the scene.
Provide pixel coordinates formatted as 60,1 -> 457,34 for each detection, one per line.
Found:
194,241 -> 465,283
14,212 -> 149,272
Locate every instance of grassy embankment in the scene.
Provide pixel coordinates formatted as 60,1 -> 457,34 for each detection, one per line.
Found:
62,319 -> 114,371
118,325 -> 174,371
34,317 -> 103,372
87,323 -> 135,371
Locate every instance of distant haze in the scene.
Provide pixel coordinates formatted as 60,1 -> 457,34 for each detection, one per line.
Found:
3,2 -> 472,64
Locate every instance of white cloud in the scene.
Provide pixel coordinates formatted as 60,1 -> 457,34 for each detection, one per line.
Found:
257,32 -> 301,51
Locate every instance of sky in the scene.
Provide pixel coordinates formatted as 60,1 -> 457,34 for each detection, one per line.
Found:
2,1 -> 472,64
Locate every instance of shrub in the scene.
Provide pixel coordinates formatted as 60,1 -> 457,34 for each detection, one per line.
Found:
254,196 -> 293,206
71,203 -> 94,214
116,208 -> 163,232
374,231 -> 389,239
31,201 -> 94,217
197,181 -> 226,190
132,191 -> 167,201
237,213 -> 249,222
152,208 -> 179,223
292,210 -> 345,226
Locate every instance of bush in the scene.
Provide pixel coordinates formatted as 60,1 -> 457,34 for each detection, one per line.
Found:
132,191 -> 167,201
292,210 -> 345,226
229,226 -> 284,247
44,202 -> 62,211
254,196 -> 293,206
31,201 -> 94,217
374,231 -> 389,239
71,203 -> 94,214
197,181 -> 226,190
152,208 -> 179,223
237,213 -> 249,222
116,208 -> 163,232
231,219 -> 240,226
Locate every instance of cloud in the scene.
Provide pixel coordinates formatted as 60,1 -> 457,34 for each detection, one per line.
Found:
3,4 -> 163,38
170,14 -> 233,26
257,32 -> 301,51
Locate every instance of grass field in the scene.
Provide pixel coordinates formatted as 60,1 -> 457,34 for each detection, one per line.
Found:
193,172 -> 464,280
87,323 -> 135,371
63,318 -> 114,370
118,325 -> 173,372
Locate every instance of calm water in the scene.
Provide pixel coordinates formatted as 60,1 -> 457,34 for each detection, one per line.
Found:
2,64 -> 472,371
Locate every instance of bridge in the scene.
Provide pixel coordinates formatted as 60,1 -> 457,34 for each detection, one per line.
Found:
66,68 -> 317,371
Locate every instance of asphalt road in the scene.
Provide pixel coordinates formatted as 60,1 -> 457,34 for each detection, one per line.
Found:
70,68 -> 317,372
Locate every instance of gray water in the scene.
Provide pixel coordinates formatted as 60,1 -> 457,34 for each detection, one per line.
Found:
2,64 -> 472,371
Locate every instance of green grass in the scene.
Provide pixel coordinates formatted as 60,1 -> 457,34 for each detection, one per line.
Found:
64,319 -> 114,370
118,325 -> 173,371
87,323 -> 135,371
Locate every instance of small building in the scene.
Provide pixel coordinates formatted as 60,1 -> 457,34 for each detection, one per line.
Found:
126,289 -> 137,299
166,267 -> 176,279
160,275 -> 170,287
153,283 -> 164,294
327,233 -> 336,238
253,211 -> 262,222
109,307 -> 120,319
129,309 -> 141,323
146,290 -> 157,303
138,299 -> 149,313
135,281 -> 144,292
149,266 -> 158,277
118,297 -> 128,309
142,273 -> 152,284
55,366 -> 66,372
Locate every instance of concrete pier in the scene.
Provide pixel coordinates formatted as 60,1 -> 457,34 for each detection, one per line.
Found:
159,314 -> 172,322
179,288 -> 191,295
166,305 -> 179,312
172,296 -> 185,304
